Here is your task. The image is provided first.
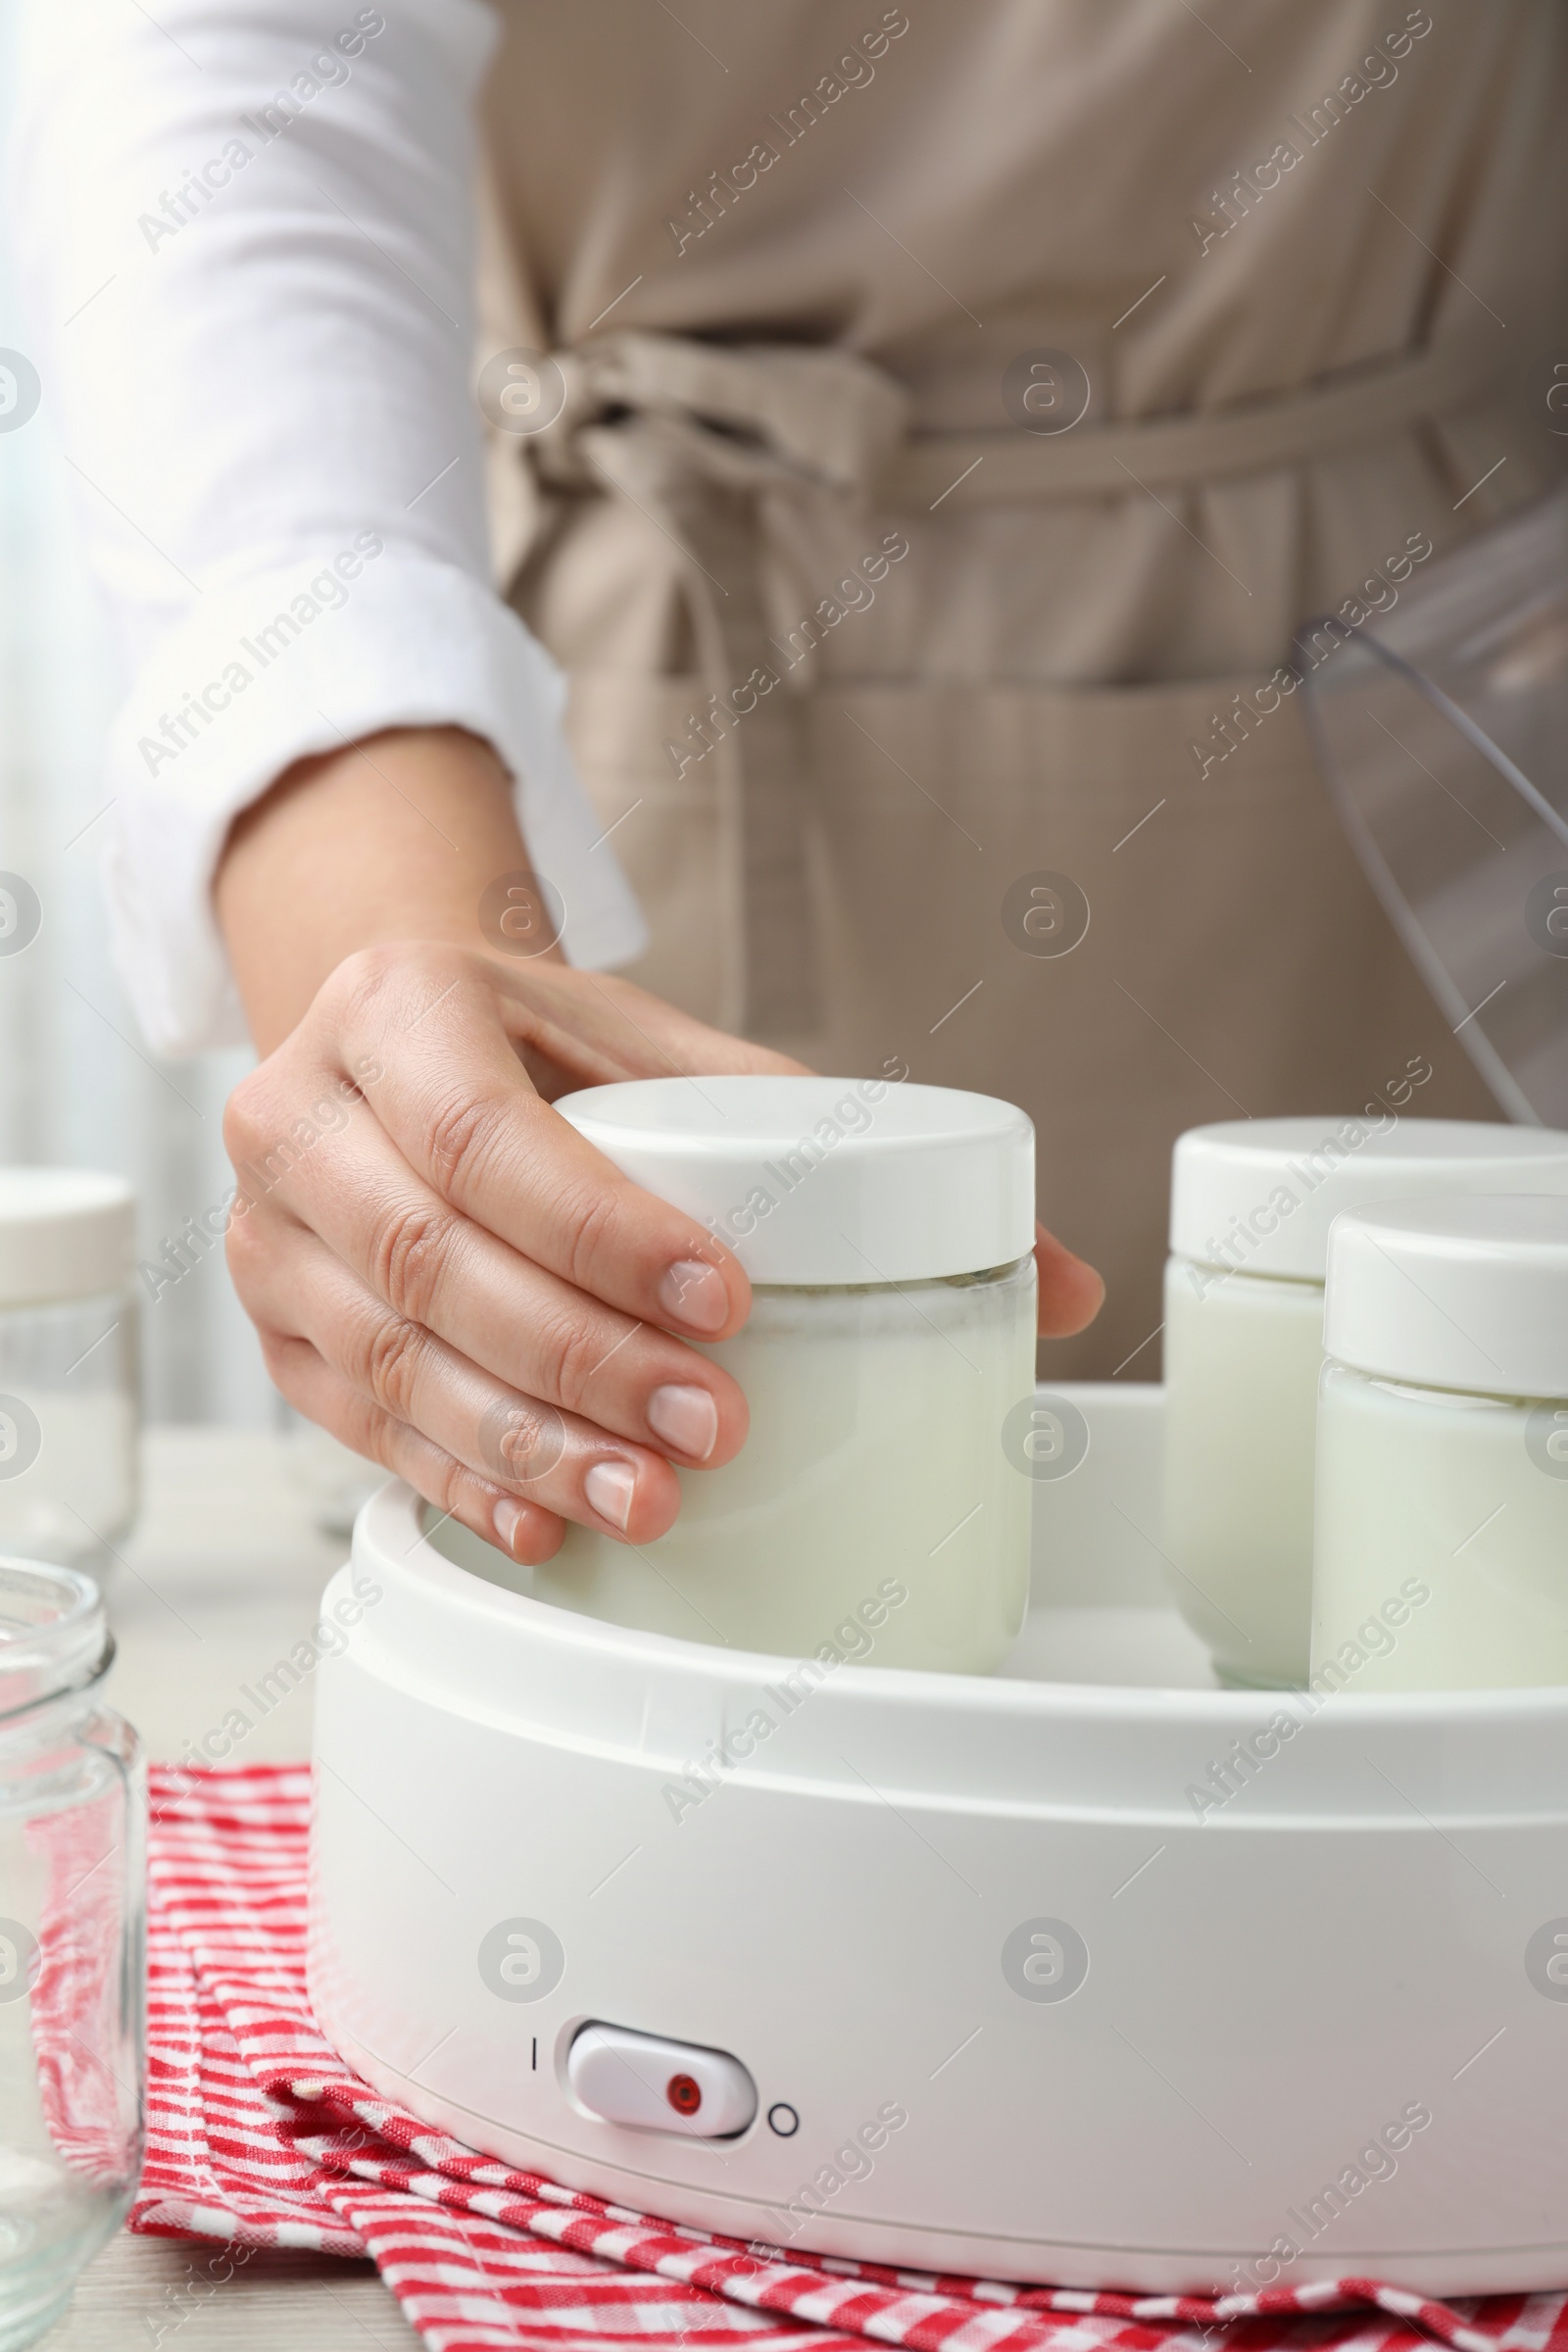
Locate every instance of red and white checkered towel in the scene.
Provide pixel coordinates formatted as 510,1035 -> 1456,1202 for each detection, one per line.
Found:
133,1763 -> 1568,2352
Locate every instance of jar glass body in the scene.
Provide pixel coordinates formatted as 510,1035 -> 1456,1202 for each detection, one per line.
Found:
535,1255 -> 1038,1673
1161,1254 -> 1325,1687
1311,1360 -> 1568,1691
0,1291 -> 140,1571
0,1570 -> 145,2350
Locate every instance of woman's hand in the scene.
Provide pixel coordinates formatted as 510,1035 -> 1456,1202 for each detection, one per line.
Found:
223,947 -> 800,1564
215,725 -> 1102,1565
1035,1221 -> 1105,1337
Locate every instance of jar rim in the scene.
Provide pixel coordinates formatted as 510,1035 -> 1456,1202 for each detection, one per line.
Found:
750,1254 -> 1033,1297
1170,1253 -> 1325,1292
0,1556 -> 110,1719
1327,1360 -> 1568,1409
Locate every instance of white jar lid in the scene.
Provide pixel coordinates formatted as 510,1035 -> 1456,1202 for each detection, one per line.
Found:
554,1077 -> 1035,1283
1325,1195 -> 1568,1395
1169,1117 -> 1568,1283
0,1167 -> 136,1307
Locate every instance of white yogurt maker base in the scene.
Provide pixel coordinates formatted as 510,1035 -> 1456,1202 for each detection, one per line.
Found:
309,1385 -> 1568,2297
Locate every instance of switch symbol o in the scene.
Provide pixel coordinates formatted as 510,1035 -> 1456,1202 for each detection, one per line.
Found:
666,2072 -> 702,2116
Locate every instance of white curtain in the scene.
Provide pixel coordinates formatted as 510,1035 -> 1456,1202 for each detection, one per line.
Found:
0,0 -> 274,1426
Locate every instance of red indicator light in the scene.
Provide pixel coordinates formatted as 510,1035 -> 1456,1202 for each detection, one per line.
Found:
666,2072 -> 702,2116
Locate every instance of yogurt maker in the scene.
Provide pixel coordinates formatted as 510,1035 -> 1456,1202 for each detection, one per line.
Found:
308,1379 -> 1568,2294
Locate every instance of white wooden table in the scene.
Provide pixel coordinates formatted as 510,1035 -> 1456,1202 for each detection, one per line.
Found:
42,1428 -> 419,2349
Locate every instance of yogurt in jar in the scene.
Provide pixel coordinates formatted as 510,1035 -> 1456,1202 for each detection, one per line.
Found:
537,1076 -> 1038,1673
1163,1118 -> 1568,1686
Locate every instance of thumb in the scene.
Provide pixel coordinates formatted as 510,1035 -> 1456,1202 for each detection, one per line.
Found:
1034,1220 -> 1104,1338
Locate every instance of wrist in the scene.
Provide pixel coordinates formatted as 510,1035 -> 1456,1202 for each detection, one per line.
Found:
216,725 -> 552,1052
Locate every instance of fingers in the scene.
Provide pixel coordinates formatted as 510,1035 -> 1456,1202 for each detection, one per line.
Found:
233,1207 -> 691,1544
285,946 -> 756,1344
501,964 -> 810,1099
246,1099 -> 750,1467
222,941 -> 811,1558
259,1329 -> 566,1567
1034,1220 -> 1105,1338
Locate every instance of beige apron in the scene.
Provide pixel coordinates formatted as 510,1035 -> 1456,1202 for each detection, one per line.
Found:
476,0 -> 1568,1377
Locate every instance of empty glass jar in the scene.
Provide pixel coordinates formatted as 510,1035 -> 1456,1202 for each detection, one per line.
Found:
0,1560 -> 144,2348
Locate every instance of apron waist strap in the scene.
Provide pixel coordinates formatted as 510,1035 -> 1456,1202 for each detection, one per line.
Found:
881,333 -> 1512,506
513,327 -> 1510,1040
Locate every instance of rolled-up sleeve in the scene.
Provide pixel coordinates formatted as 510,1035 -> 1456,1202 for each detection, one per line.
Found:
11,0 -> 645,1056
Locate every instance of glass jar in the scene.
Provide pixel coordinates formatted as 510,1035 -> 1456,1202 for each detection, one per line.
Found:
0,1174 -> 139,1574
1163,1118 -> 1568,1688
538,1076 -> 1038,1673
0,1561 -> 144,2349
1312,1194 -> 1568,1691
1162,1250 -> 1324,1687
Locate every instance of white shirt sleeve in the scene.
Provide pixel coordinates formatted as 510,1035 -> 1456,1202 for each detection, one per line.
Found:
11,0 -> 645,1057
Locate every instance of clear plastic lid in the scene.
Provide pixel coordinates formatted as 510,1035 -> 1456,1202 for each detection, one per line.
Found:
1299,482 -> 1568,1126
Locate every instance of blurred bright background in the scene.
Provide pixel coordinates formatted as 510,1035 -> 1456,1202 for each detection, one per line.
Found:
0,0 -> 273,1427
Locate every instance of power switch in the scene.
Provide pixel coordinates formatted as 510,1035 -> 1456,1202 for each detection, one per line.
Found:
566,2023 -> 758,2138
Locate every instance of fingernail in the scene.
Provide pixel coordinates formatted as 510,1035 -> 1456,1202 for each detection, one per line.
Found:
585,1458 -> 637,1532
659,1257 -> 729,1334
493,1497 -> 527,1556
647,1383 -> 718,1462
